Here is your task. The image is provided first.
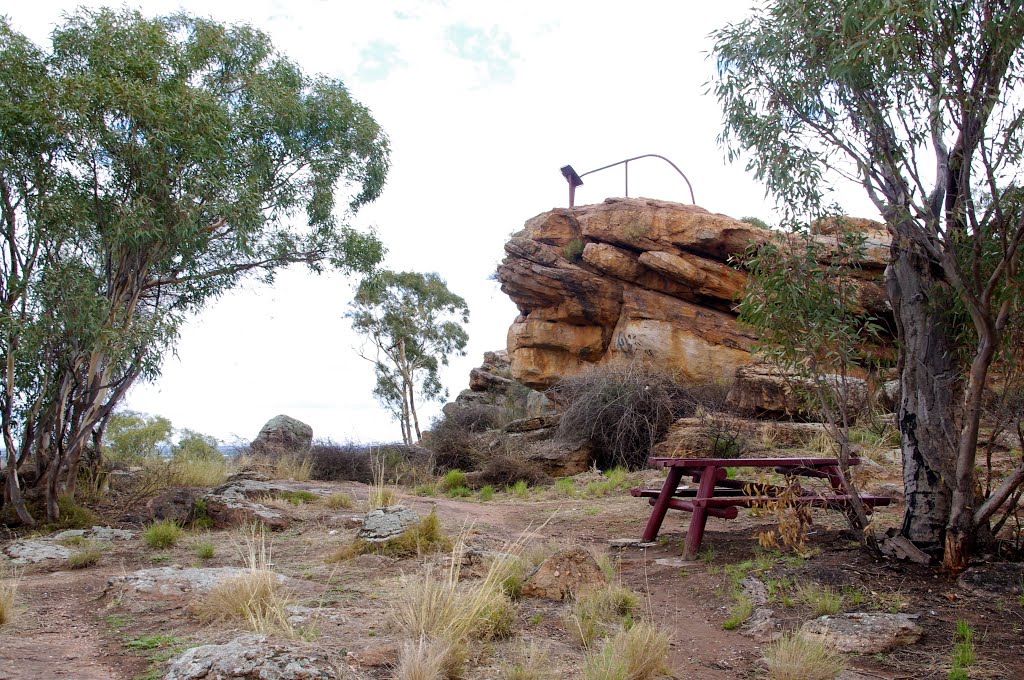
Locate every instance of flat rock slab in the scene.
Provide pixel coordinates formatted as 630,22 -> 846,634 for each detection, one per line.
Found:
521,547 -> 606,600
164,634 -> 339,679
653,558 -> 697,568
3,526 -> 134,564
3,540 -> 72,564
741,607 -> 778,642
107,566 -> 288,598
608,538 -> 643,547
357,506 -> 419,543
801,613 -> 923,653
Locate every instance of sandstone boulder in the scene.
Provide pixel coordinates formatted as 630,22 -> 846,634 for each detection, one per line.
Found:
726,363 -> 868,419
521,547 -> 607,600
251,415 -> 313,457
801,613 -> 923,653
497,198 -> 892,391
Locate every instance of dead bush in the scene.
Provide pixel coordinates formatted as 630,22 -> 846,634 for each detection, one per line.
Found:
423,414 -> 488,472
476,455 -> 548,488
555,363 -> 690,470
308,440 -> 431,484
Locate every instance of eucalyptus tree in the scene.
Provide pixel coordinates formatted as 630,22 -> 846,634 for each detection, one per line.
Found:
0,9 -> 389,524
712,0 -> 1024,566
348,271 -> 469,445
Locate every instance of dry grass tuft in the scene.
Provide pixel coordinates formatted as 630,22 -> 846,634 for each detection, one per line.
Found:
272,454 -> 313,481
368,448 -> 399,508
325,492 -> 354,509
67,544 -> 104,569
332,508 -> 452,561
582,621 -> 673,680
501,641 -> 557,680
168,456 -> 233,486
566,583 -> 642,647
763,631 -> 845,680
0,567 -> 19,628
391,528 -> 528,676
196,524 -> 298,637
394,636 -> 450,680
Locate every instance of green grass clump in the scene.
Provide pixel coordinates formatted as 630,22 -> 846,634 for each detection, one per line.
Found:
508,479 -> 529,498
191,498 -> 214,530
948,620 -> 975,680
798,584 -> 843,617
722,595 -> 753,630
143,519 -> 184,549
478,485 -> 495,501
332,509 -> 451,561
584,467 -> 632,497
67,544 -> 104,569
554,477 -> 576,497
413,482 -> 438,497
276,490 -> 318,505
440,470 -> 467,492
446,485 -> 472,498
194,540 -> 215,560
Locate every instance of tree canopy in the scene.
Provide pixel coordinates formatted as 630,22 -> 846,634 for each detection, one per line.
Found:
0,8 -> 389,523
348,271 -> 469,445
712,0 -> 1024,566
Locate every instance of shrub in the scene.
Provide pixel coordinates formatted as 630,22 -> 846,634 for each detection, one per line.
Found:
763,632 -> 845,680
143,519 -> 183,549
54,496 -> 100,529
308,440 -> 430,484
582,622 -> 672,680
477,455 -> 548,488
555,363 -> 690,470
424,412 -> 488,471
67,544 -> 104,569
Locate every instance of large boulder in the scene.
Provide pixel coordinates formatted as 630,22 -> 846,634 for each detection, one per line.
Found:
726,363 -> 869,420
251,415 -> 313,457
521,547 -> 607,600
497,198 -> 892,390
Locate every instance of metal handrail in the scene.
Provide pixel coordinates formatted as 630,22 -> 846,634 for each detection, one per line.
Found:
560,154 -> 695,207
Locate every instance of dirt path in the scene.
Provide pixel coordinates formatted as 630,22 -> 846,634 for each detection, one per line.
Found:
0,567 -> 131,680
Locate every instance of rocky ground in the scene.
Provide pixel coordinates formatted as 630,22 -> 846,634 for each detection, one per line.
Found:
1,466 -> 1022,680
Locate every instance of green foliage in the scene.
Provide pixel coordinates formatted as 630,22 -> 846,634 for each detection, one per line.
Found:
105,412 -> 173,463
584,467 -> 634,497
0,8 -> 388,524
275,490 -> 318,505
348,270 -> 469,445
194,540 -> 215,560
949,620 -> 976,679
508,480 -> 529,499
52,497 -> 100,529
478,485 -> 495,501
333,509 -> 451,560
172,430 -> 222,462
563,238 -> 586,262
440,469 -> 467,492
143,520 -> 183,549
740,216 -> 771,230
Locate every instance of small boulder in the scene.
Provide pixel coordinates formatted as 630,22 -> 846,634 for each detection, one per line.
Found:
163,634 -> 339,679
251,415 -> 313,457
801,613 -> 923,653
524,438 -> 593,477
357,506 -> 419,543
521,547 -> 606,600
107,567 -> 257,598
147,487 -> 205,523
3,540 -> 72,564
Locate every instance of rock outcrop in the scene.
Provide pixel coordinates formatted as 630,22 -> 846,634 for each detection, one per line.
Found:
251,415 -> 313,457
497,197 -> 891,390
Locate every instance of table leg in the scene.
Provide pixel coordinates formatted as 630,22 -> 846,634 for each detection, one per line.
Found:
683,465 -> 719,560
641,466 -> 684,542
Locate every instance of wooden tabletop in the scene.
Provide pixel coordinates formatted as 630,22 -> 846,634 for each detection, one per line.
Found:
647,457 -> 861,468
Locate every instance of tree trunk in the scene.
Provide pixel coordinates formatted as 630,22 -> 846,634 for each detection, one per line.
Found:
886,245 -> 959,556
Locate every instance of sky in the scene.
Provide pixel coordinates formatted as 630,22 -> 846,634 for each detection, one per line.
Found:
7,1 -> 881,446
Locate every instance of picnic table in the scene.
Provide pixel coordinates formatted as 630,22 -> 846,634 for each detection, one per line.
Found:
631,457 -> 892,558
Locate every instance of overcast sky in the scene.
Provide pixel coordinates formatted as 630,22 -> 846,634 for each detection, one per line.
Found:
8,1 -> 880,446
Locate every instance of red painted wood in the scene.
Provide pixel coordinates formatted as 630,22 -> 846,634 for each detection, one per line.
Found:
649,497 -> 739,519
648,456 -> 862,468
683,464 -> 720,559
641,466 -> 684,542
